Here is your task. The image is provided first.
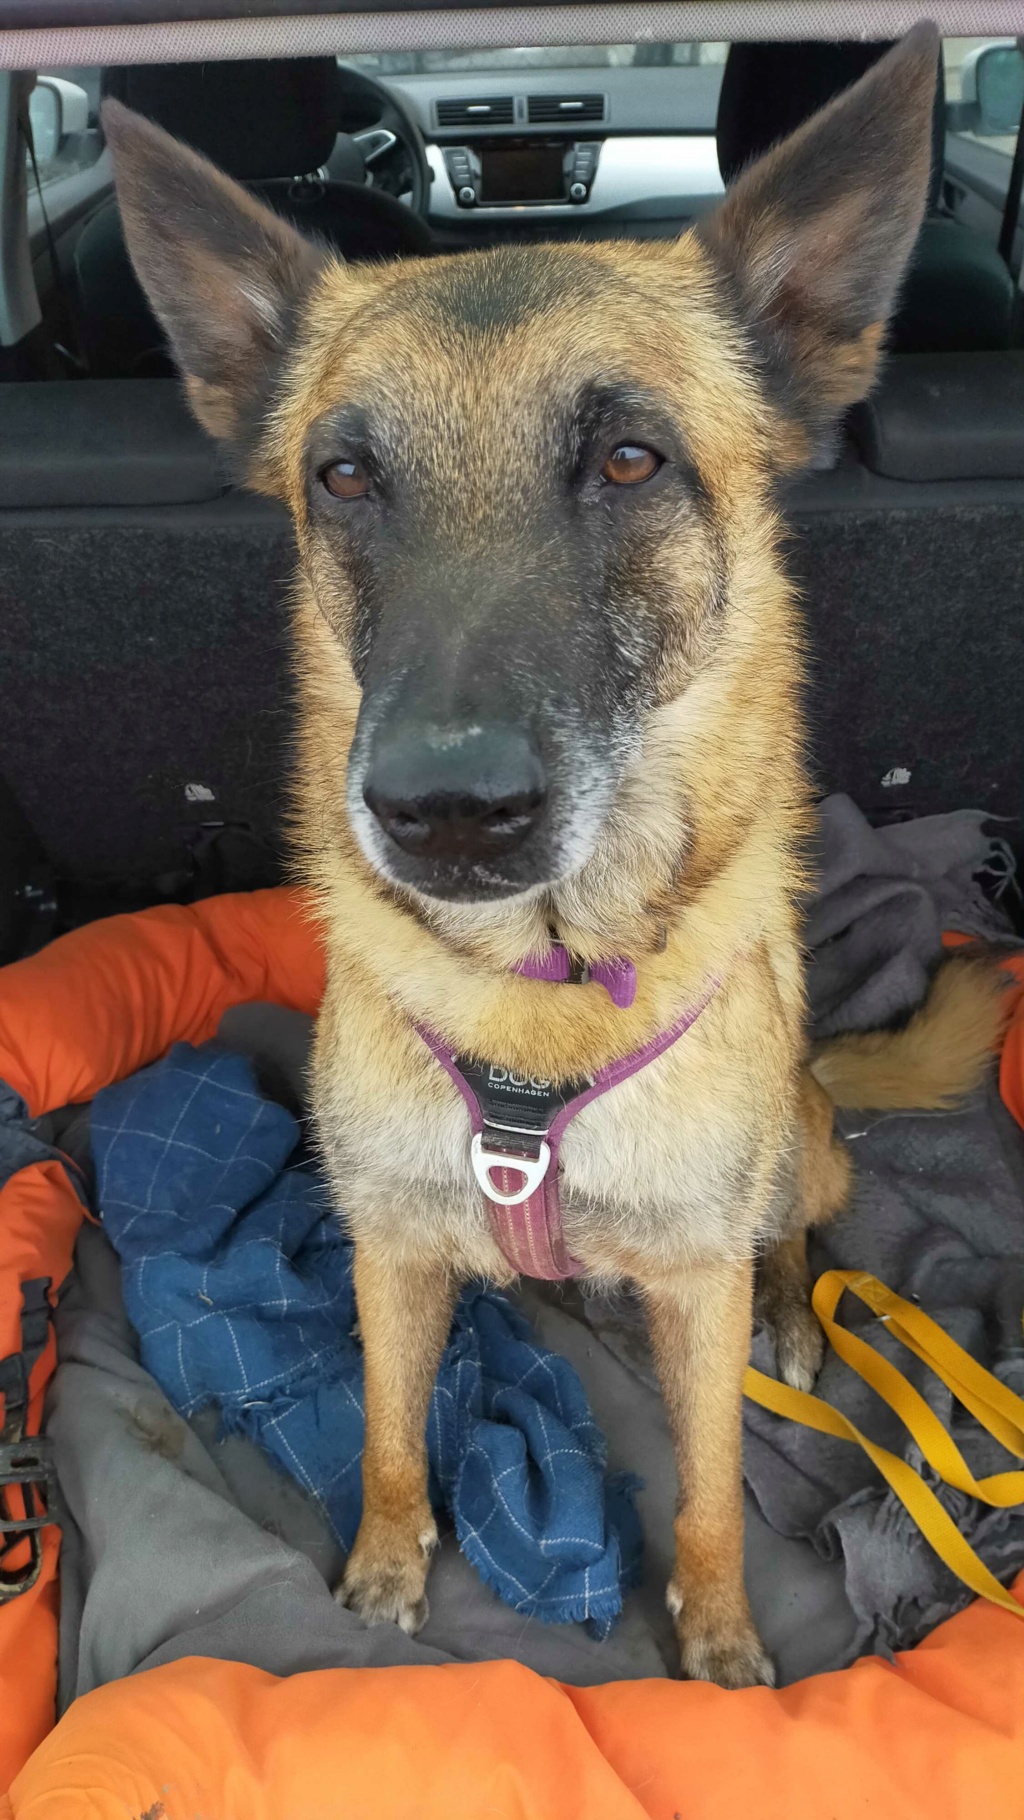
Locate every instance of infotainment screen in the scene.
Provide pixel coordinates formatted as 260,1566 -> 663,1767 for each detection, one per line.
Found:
478,143 -> 565,204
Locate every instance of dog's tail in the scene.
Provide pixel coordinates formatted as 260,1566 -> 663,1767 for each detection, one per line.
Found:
810,950 -> 1012,1113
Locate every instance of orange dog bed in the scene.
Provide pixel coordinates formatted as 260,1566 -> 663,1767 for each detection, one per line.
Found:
1,890 -> 1023,1817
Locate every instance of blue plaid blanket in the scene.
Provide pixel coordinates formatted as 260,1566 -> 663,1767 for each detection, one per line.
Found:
92,1043 -> 640,1633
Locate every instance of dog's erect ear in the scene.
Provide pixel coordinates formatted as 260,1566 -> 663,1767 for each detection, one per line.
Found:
102,97 -> 325,456
698,24 -> 939,458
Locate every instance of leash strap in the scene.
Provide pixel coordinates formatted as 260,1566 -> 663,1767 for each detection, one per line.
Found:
745,1268 -> 1024,1622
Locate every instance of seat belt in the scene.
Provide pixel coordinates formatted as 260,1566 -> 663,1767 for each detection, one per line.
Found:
998,71 -> 1024,268
745,1269 -> 1024,1623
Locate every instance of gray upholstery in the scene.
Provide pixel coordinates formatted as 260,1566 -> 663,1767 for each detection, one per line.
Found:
0,381 -> 225,506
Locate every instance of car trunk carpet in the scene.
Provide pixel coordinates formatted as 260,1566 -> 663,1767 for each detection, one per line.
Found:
40,797 -> 1024,1705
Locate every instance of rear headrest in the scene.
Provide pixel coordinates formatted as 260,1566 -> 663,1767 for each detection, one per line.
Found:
101,58 -> 341,181
716,41 -> 945,216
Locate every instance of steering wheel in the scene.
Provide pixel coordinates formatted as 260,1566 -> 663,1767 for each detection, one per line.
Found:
332,64 -> 433,223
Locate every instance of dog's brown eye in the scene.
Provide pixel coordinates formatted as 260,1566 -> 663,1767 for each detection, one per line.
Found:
602,445 -> 661,487
322,459 -> 369,500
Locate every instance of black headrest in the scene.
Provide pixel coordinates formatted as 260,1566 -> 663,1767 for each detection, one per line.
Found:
716,41 -> 945,216
101,58 -> 341,181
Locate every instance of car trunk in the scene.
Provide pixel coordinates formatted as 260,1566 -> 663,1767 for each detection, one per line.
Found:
2,217 -> 1024,1820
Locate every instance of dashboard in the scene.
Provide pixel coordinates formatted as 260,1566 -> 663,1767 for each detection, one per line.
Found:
423,139 -> 722,226
382,65 -> 725,236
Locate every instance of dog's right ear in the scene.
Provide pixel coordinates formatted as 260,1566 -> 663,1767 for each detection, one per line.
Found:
696,24 -> 939,465
102,98 -> 326,464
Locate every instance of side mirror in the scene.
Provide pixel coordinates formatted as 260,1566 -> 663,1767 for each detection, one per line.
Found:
27,76 -> 89,164
975,43 -> 1024,138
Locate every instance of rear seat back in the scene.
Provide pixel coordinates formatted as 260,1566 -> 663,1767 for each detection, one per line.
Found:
850,353 -> 1024,481
0,367 -> 1022,887
0,381 -> 294,883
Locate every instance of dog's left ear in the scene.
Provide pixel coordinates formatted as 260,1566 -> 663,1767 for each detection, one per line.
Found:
697,24 -> 939,461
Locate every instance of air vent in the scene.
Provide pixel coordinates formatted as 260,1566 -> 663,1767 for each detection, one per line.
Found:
527,93 -> 605,124
436,96 -> 514,128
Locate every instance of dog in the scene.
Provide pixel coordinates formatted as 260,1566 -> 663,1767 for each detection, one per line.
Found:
104,23 -> 1008,1687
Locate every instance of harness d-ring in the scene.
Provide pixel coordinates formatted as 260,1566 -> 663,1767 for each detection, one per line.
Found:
470,1134 -> 552,1207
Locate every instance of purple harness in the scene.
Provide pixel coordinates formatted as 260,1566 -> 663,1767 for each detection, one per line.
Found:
416,946 -> 721,1280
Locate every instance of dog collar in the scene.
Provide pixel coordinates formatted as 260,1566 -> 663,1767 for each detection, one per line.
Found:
416,969 -> 722,1280
514,943 -> 638,1009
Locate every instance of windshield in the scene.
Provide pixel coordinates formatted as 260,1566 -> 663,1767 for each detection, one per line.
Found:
346,43 -> 728,76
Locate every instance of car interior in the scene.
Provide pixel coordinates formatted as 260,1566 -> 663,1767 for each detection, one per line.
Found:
1,35 -> 1023,960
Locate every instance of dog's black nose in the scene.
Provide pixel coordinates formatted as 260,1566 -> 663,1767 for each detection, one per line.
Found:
363,725 -> 547,864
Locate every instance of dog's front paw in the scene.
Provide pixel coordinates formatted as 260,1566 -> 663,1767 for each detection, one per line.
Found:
337,1508 -> 438,1634
668,1585 -> 776,1689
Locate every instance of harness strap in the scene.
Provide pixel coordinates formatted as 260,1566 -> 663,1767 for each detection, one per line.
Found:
745,1269 -> 1024,1623
417,971 -> 722,1279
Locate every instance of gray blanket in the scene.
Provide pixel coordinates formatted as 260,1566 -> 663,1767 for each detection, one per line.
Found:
586,793 -> 1024,1660
40,795 -> 1024,1699
771,795 -> 1024,1653
50,1217 -> 856,1704
586,1085 -> 1024,1662
806,791 -> 1017,1036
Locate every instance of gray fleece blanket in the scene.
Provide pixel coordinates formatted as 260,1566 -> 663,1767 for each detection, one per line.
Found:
774,797 -> 1024,1652
32,795 -> 1024,1700
805,792 -> 1018,1037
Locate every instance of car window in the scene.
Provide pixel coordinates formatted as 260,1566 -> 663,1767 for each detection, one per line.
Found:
944,36 -> 1024,158
346,43 -> 728,76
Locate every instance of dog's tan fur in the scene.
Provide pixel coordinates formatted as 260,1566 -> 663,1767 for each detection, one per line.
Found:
811,951 -> 1011,1111
104,25 -> 1011,1687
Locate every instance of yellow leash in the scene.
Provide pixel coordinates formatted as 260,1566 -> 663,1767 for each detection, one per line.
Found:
744,1269 -> 1024,1621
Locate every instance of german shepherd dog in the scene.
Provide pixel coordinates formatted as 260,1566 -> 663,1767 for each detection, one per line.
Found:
105,24 -> 1007,1686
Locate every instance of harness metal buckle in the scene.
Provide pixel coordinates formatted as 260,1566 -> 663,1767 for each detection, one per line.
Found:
471,1133 -> 552,1206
